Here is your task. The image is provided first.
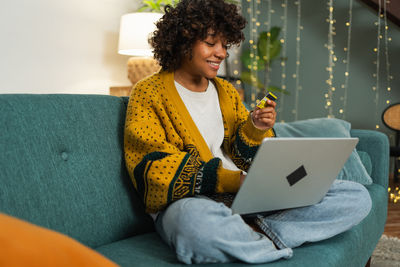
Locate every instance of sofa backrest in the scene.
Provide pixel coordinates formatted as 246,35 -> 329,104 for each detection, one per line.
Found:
0,94 -> 153,248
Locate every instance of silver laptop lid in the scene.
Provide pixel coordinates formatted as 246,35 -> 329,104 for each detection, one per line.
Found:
231,137 -> 358,215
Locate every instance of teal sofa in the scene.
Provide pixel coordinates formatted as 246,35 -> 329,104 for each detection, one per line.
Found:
0,94 -> 389,266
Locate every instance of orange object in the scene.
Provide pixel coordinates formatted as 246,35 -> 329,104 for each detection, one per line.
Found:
0,213 -> 118,267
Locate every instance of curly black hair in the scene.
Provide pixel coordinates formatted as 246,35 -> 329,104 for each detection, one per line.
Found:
149,0 -> 247,72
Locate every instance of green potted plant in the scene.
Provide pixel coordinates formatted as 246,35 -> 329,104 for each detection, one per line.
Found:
137,0 -> 180,12
240,26 -> 288,99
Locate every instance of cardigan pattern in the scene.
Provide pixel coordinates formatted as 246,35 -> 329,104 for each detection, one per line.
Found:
124,71 -> 274,213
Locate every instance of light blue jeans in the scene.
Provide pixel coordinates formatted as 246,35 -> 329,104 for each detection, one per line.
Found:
155,180 -> 372,264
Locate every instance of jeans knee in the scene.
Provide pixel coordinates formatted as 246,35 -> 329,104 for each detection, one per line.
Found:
157,197 -> 234,264
158,198 -> 197,240
344,181 -> 372,220
356,183 -> 372,218
159,197 -> 230,243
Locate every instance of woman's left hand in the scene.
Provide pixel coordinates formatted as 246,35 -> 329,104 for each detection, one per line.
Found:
251,99 -> 276,131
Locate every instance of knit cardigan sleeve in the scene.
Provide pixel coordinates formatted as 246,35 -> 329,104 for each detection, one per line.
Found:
124,74 -> 241,213
217,79 -> 275,172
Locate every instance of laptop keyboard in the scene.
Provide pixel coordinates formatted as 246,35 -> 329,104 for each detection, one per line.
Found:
205,193 -> 236,208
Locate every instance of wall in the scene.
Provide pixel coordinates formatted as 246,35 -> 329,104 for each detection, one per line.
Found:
240,0 -> 400,140
0,0 -> 141,94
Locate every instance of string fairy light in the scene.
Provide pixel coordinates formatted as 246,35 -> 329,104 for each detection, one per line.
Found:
293,0 -> 302,121
373,0 -> 382,130
278,0 -> 288,122
247,0 -> 261,109
325,0 -> 336,118
389,186 -> 400,204
264,0 -> 272,92
382,0 -> 398,203
340,0 -> 353,120
383,0 -> 392,107
231,2 -> 242,90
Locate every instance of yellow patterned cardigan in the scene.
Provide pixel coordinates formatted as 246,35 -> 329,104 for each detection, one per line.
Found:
124,71 -> 275,213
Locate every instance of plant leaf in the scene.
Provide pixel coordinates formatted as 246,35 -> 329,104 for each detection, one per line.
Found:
143,0 -> 160,11
240,71 -> 264,89
258,36 -> 282,62
137,6 -> 149,12
267,85 -> 290,95
268,39 -> 282,61
241,49 -> 266,71
269,27 -> 281,42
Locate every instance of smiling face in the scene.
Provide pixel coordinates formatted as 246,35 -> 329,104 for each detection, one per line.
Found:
177,31 -> 228,83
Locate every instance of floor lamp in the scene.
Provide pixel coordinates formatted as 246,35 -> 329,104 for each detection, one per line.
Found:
116,12 -> 162,95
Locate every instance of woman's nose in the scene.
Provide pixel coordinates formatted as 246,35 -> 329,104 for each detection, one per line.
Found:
214,42 -> 227,59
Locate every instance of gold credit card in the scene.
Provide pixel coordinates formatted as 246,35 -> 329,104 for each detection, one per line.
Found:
256,92 -> 277,108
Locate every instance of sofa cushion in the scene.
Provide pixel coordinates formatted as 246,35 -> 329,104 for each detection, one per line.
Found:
0,213 -> 118,267
357,151 -> 372,176
350,129 -> 389,188
274,118 -> 373,185
0,94 -> 153,248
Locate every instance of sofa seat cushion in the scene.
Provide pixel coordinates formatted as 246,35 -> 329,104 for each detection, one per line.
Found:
96,184 -> 386,267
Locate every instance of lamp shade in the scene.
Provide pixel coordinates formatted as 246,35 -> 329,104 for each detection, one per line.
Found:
118,12 -> 163,57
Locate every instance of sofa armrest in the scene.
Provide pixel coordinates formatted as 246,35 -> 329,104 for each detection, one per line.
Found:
350,129 -> 389,189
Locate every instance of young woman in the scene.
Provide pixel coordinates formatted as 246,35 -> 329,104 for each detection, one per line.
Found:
124,0 -> 371,264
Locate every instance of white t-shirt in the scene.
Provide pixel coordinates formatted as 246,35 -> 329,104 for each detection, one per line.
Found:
175,80 -> 240,172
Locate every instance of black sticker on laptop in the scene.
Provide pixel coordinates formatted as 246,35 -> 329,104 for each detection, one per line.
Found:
286,165 -> 307,186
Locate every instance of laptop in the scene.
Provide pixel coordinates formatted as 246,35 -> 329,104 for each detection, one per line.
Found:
231,137 -> 358,215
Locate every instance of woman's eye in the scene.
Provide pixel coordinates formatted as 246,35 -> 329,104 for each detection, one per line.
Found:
204,41 -> 215,46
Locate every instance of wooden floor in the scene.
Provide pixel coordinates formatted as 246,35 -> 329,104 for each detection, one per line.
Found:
383,176 -> 400,238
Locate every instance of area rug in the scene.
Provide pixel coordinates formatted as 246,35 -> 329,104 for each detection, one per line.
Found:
371,235 -> 400,267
